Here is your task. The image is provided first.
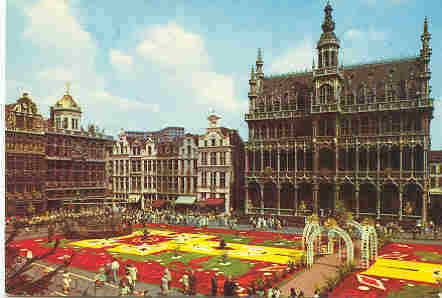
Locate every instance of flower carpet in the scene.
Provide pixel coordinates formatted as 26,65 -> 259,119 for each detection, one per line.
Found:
9,224 -> 304,295
328,242 -> 442,297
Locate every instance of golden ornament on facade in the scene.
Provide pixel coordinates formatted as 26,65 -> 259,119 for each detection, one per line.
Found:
324,217 -> 337,228
307,213 -> 319,224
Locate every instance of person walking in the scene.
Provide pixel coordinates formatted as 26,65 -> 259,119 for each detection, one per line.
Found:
179,272 -> 190,295
62,271 -> 72,294
161,274 -> 169,296
189,270 -> 196,296
211,273 -> 218,296
223,277 -> 231,297
129,264 -> 138,288
47,224 -> 55,243
164,268 -> 172,290
111,259 -> 120,283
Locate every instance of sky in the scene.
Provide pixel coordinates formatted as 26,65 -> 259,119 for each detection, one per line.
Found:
4,0 -> 442,149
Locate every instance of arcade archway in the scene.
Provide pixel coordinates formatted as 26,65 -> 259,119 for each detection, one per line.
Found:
359,183 -> 377,214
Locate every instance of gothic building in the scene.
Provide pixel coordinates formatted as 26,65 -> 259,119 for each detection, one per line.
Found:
244,3 -> 434,224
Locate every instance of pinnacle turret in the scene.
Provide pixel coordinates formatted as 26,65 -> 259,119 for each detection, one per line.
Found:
420,16 -> 431,59
250,65 -> 256,81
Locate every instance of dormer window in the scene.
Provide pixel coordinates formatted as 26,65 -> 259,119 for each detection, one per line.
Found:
211,139 -> 216,146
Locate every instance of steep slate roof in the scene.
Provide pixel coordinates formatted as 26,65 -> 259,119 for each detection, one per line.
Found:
259,56 -> 422,98
429,151 -> 442,163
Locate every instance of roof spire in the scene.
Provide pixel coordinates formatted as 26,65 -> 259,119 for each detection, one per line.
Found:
66,82 -> 71,95
424,16 -> 428,33
322,0 -> 335,34
257,48 -> 263,63
250,65 -> 255,80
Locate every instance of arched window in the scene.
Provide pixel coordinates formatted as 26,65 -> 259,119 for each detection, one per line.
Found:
320,84 -> 333,104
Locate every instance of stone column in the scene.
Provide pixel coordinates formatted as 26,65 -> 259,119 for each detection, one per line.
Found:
277,146 -> 281,173
313,183 -> 319,214
277,184 -> 281,215
245,148 -> 249,172
377,145 -> 381,174
244,186 -> 249,214
400,144 -> 403,180
294,184 -> 298,216
399,186 -> 403,221
423,184 -> 428,227
294,143 -> 298,173
355,144 -> 359,174
260,184 -> 265,215
366,147 -> 370,173
355,185 -> 360,219
334,184 -> 340,210
376,185 -> 381,219
261,146 -> 264,171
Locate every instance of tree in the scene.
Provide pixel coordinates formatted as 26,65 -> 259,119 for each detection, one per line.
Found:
5,223 -> 75,295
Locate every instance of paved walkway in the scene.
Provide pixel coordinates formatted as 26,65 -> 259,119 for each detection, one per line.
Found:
280,241 -> 361,297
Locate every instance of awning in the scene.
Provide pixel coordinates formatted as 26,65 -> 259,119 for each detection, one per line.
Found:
430,188 -> 442,195
151,200 -> 167,208
175,196 -> 196,205
127,195 -> 140,203
197,198 -> 225,207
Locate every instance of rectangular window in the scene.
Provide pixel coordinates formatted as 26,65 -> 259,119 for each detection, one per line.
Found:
211,172 -> 217,186
194,160 -> 197,169
202,172 -> 207,187
202,152 -> 207,165
361,118 -> 369,135
220,172 -> 226,187
220,152 -> 226,165
210,152 -> 217,165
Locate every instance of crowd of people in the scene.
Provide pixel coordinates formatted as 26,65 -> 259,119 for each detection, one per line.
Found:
250,216 -> 284,230
8,204 -> 441,296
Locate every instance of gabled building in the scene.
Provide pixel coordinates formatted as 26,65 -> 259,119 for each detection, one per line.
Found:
110,129 -> 199,208
5,93 -> 46,215
197,112 -> 244,215
5,86 -> 114,215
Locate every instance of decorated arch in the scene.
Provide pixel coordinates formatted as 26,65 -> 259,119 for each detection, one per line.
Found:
307,218 -> 354,268
302,214 -> 321,252
348,218 -> 378,269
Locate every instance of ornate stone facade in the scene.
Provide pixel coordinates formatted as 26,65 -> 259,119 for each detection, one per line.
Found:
5,88 -> 114,216
110,129 -> 199,206
429,151 -> 442,206
197,112 -> 245,214
6,93 -> 46,215
244,3 -> 434,224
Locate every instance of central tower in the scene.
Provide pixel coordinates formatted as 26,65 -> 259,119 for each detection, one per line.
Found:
312,1 -> 343,113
